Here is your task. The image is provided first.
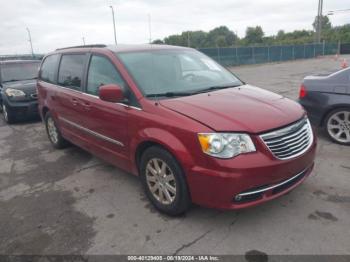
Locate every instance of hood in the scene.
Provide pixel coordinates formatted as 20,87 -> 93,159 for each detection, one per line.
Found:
2,79 -> 37,95
159,85 -> 305,133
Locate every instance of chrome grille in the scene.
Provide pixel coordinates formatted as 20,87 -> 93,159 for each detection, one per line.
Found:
260,117 -> 313,160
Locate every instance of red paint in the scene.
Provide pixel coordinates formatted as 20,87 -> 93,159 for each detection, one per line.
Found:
99,84 -> 124,103
38,46 -> 316,210
299,84 -> 307,99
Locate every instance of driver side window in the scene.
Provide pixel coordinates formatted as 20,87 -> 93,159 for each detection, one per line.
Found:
87,55 -> 125,96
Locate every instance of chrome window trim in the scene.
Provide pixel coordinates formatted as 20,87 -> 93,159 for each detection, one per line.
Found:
81,92 -> 143,111
237,166 -> 309,197
59,116 -> 124,147
53,84 -> 142,111
260,117 -> 314,160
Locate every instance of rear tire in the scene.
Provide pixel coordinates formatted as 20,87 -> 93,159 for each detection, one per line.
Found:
45,112 -> 69,149
324,108 -> 350,145
140,146 -> 191,216
2,103 -> 15,124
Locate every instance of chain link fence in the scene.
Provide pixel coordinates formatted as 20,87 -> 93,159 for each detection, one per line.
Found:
198,43 -> 339,67
0,54 -> 44,61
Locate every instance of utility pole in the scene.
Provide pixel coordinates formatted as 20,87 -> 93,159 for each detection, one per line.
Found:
148,14 -> 152,44
82,37 -> 86,45
187,31 -> 190,47
316,0 -> 323,43
26,27 -> 34,57
109,5 -> 117,45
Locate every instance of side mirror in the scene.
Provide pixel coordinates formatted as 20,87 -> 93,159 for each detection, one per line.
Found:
99,84 -> 124,103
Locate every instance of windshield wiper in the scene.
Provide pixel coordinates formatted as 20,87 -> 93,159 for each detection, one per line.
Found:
145,84 -> 242,98
194,84 -> 242,94
2,77 -> 37,83
146,91 -> 193,98
2,79 -> 20,83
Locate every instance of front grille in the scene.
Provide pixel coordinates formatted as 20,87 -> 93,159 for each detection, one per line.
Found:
260,117 -> 313,160
30,93 -> 38,99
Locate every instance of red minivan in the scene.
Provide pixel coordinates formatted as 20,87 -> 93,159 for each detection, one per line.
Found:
37,44 -> 316,215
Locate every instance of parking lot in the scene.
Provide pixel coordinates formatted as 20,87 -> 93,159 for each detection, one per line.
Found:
0,56 -> 349,256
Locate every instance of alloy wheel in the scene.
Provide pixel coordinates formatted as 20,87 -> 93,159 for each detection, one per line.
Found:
145,158 -> 177,205
327,110 -> 350,143
47,117 -> 59,144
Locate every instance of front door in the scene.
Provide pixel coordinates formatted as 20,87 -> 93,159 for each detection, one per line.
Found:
77,54 -> 131,169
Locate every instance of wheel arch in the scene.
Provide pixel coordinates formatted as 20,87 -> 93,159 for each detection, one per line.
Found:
320,104 -> 350,127
135,140 -> 160,170
132,129 -> 195,176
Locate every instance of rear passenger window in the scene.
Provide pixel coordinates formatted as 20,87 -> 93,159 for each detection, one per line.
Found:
40,54 -> 59,83
86,55 -> 125,96
58,54 -> 85,90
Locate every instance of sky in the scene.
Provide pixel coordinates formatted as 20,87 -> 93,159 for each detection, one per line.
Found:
0,0 -> 348,55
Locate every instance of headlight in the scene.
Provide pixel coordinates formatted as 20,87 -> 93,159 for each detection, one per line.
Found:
198,133 -> 256,158
5,88 -> 26,97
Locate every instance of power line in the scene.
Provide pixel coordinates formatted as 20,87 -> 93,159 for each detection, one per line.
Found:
328,8 -> 350,15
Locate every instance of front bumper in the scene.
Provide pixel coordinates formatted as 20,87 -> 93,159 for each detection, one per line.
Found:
2,95 -> 39,118
298,99 -> 324,127
186,135 -> 317,210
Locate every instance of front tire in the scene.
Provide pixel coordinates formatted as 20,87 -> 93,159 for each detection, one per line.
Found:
325,108 -> 350,145
45,112 -> 69,149
140,146 -> 191,216
2,103 -> 15,124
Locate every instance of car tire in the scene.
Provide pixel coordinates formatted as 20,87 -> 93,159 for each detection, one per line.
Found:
45,112 -> 69,149
2,103 -> 15,124
140,146 -> 191,216
324,108 -> 350,145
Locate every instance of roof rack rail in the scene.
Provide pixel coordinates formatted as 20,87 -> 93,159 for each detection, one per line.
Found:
56,44 -> 107,51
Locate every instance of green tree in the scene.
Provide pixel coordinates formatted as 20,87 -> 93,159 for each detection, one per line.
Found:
164,34 -> 186,46
186,31 -> 208,48
207,26 -> 237,46
215,36 -> 227,47
161,26 -> 237,48
245,26 -> 264,44
152,39 -> 164,44
313,15 -> 332,31
276,30 -> 285,39
155,22 -> 349,48
324,24 -> 350,43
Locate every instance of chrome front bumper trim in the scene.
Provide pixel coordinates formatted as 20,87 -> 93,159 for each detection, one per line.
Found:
236,166 -> 309,198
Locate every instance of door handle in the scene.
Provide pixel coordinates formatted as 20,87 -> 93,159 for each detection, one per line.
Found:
82,102 -> 91,111
72,98 -> 79,106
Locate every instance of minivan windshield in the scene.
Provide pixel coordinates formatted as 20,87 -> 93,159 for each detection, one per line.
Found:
1,62 -> 40,83
117,50 -> 242,98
